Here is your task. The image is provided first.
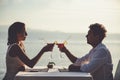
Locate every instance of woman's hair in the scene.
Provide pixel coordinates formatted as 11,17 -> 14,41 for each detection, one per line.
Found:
89,23 -> 107,42
7,22 -> 25,45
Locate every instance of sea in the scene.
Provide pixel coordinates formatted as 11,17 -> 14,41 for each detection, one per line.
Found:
0,26 -> 120,80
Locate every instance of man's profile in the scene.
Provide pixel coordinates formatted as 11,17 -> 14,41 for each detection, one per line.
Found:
58,23 -> 113,80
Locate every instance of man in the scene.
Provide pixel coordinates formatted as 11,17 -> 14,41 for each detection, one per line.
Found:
58,23 -> 113,80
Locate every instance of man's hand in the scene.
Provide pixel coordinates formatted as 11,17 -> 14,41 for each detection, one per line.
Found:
68,64 -> 81,72
57,44 -> 68,53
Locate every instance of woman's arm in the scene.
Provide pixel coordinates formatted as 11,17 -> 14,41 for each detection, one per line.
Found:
9,44 -> 54,68
17,47 -> 44,68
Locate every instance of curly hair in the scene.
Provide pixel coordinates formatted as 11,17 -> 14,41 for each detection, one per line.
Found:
89,23 -> 107,41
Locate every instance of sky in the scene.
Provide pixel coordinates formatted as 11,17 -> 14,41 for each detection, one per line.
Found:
0,0 -> 120,33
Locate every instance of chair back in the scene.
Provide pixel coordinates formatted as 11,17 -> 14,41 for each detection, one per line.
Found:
114,60 -> 120,80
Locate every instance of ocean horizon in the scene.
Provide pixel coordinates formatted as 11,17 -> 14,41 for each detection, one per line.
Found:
0,26 -> 120,79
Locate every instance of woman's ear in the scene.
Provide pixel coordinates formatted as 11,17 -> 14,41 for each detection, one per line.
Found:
17,33 -> 20,38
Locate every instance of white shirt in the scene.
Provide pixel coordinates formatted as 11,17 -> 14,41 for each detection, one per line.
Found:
74,43 -> 113,80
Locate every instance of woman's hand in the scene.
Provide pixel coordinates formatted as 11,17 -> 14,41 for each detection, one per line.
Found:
18,66 -> 25,71
41,43 -> 55,53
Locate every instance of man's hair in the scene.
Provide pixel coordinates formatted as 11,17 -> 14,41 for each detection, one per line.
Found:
89,23 -> 107,41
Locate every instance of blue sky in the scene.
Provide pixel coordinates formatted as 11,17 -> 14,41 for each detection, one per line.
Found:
0,0 -> 120,33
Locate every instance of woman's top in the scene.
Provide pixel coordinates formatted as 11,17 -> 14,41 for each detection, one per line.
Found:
3,42 -> 25,80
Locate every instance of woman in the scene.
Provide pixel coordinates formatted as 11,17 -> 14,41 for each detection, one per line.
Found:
3,22 -> 54,80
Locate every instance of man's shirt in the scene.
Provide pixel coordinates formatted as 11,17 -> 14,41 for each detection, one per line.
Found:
74,43 -> 113,80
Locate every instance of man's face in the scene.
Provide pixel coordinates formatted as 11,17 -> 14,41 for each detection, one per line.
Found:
86,30 -> 98,45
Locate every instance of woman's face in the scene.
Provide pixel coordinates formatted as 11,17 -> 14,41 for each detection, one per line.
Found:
17,27 -> 27,41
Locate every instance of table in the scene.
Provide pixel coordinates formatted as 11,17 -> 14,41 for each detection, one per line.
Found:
15,66 -> 93,80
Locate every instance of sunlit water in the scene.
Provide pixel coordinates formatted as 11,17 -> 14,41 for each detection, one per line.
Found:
0,30 -> 120,79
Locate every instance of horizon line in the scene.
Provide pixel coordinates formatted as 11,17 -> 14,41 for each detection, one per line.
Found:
0,25 -> 120,34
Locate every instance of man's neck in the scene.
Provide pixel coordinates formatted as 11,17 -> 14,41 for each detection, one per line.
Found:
92,42 -> 101,48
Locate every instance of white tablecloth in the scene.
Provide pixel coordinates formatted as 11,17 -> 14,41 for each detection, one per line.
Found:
15,66 -> 93,80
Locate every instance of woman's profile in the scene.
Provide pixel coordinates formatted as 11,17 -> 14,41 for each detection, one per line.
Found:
3,22 -> 54,80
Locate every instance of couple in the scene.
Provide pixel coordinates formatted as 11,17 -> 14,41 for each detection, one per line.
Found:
3,22 -> 113,80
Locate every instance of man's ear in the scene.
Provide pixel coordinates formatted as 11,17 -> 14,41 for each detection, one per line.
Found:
96,35 -> 99,38
95,35 -> 101,41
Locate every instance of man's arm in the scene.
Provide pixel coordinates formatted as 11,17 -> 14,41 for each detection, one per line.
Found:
59,46 -> 77,63
64,48 -> 77,63
68,64 -> 81,72
80,48 -> 108,73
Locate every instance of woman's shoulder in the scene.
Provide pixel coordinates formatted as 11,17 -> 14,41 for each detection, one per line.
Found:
9,43 -> 18,47
8,43 -> 21,57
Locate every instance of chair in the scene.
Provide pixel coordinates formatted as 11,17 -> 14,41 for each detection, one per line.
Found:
114,60 -> 120,80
